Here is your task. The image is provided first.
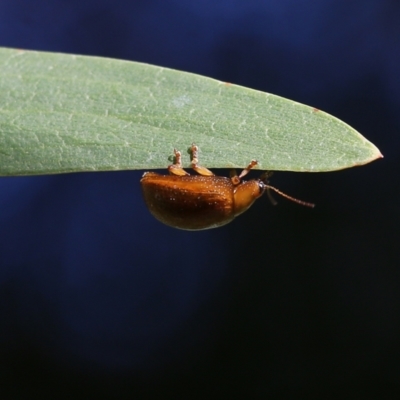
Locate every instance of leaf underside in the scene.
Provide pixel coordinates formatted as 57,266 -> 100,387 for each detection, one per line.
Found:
0,47 -> 382,176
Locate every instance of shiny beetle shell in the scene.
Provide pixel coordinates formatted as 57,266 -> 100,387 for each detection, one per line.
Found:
140,144 -> 314,230
141,172 -> 264,230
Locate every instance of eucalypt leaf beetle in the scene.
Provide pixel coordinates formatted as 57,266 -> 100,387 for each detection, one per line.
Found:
140,144 -> 314,230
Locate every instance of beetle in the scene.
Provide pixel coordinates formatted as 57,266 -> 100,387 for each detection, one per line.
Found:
140,144 -> 314,230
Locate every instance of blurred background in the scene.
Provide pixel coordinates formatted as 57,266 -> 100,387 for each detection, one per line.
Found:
0,1 -> 398,398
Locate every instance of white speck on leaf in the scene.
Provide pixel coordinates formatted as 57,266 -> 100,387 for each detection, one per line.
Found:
172,95 -> 192,108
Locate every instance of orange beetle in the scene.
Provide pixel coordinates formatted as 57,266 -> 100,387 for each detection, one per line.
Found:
140,144 -> 314,230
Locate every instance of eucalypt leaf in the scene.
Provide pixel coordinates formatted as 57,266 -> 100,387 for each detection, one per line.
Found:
0,47 -> 382,176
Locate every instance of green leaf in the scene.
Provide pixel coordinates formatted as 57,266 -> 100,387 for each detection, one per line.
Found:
0,47 -> 382,176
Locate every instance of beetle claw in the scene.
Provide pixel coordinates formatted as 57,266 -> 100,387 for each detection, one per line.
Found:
168,148 -> 189,176
238,159 -> 258,179
190,144 -> 214,176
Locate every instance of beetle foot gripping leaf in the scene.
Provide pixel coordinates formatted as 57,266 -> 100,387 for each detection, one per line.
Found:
140,145 -> 314,230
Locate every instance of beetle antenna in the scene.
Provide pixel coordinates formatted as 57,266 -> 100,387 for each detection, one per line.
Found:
265,185 -> 315,208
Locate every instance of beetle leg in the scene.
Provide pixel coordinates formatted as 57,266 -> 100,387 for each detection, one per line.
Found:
190,143 -> 214,176
259,171 -> 273,183
238,160 -> 258,179
230,169 -> 241,185
168,148 -> 190,176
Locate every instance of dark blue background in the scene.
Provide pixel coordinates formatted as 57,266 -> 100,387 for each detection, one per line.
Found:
1,1 -> 399,398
